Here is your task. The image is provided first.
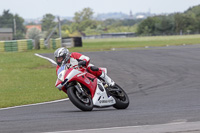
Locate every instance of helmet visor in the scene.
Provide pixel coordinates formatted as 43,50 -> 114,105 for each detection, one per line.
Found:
56,56 -> 64,66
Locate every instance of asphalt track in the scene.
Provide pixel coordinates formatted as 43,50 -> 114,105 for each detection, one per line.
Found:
1,45 -> 200,133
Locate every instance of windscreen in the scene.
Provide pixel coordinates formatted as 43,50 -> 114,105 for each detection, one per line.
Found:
57,65 -> 66,75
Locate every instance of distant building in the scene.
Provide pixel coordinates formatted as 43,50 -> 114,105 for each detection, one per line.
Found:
26,25 -> 42,32
0,28 -> 13,40
25,25 -> 42,38
129,10 -> 133,18
136,15 -> 145,19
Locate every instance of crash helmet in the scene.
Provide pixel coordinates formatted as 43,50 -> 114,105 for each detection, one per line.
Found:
54,47 -> 70,66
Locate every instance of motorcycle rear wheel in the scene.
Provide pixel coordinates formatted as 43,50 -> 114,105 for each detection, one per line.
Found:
108,84 -> 129,109
67,86 -> 93,111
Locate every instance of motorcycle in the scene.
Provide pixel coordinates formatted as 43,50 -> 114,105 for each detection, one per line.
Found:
55,64 -> 129,111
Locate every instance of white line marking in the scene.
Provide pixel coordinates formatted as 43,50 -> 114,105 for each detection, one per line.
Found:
0,98 -> 69,111
35,53 -> 57,65
42,122 -> 186,133
43,126 -> 141,133
42,121 -> 200,133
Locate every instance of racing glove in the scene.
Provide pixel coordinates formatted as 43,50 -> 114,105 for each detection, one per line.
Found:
78,60 -> 87,67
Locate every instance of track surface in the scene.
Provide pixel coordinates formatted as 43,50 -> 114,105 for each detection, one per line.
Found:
1,45 -> 200,133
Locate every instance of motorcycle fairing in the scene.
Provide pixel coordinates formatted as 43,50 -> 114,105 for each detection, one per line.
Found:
92,80 -> 116,107
56,67 -> 81,91
57,65 -> 67,76
70,71 -> 98,98
56,66 -> 98,98
100,67 -> 107,74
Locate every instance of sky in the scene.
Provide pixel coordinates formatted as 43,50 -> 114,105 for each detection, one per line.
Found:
0,0 -> 200,19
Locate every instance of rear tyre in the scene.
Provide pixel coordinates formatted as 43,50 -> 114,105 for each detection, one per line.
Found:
108,84 -> 129,109
67,86 -> 93,111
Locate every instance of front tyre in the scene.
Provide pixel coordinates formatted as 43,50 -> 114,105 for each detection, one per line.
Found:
67,86 -> 93,111
109,84 -> 129,109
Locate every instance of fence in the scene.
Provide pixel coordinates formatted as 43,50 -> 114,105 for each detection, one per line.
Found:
0,37 -> 81,52
62,38 -> 73,48
40,38 -> 62,49
0,39 -> 33,52
40,37 -> 82,49
82,33 -> 136,39
62,37 -> 82,47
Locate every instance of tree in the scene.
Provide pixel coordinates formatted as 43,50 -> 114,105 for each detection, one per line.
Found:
154,15 -> 175,35
185,6 -> 200,33
102,19 -> 119,27
121,19 -> 143,26
14,14 -> 26,39
27,28 -> 41,49
73,8 -> 96,34
41,14 -> 57,31
0,10 -> 25,39
174,13 -> 196,34
0,10 -> 13,28
185,5 -> 200,17
195,16 -> 200,33
136,5 -> 200,35
137,17 -> 159,35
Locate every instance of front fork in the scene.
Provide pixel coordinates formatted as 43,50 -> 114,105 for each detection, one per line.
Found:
74,82 -> 87,96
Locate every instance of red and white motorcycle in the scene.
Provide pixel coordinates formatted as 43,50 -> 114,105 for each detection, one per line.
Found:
55,64 -> 129,111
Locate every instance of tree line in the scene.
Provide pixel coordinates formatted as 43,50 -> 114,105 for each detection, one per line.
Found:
137,5 -> 200,36
54,8 -> 142,38
0,8 -> 142,40
1,5 -> 200,40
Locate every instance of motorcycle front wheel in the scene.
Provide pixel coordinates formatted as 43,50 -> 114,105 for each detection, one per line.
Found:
108,84 -> 129,109
67,86 -> 93,111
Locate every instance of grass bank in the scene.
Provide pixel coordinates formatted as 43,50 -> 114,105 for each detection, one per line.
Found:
81,34 -> 200,51
1,35 -> 200,108
0,52 -> 66,108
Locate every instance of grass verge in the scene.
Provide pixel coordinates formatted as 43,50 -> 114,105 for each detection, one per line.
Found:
0,52 -> 66,108
81,34 -> 200,51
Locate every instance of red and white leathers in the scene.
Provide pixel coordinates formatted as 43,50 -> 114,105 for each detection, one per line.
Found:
56,52 -> 115,86
56,52 -> 102,77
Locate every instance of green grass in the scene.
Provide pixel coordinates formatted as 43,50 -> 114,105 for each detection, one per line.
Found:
0,52 -> 66,108
1,34 -> 200,108
82,34 -> 200,51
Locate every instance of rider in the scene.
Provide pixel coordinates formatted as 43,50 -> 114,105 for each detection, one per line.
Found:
54,47 -> 115,86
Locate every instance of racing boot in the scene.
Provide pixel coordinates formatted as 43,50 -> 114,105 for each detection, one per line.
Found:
99,71 -> 115,86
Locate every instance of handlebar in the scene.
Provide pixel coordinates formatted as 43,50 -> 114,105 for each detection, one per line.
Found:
73,65 -> 86,70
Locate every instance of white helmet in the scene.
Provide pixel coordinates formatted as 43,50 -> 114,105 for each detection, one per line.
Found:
54,47 -> 70,66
